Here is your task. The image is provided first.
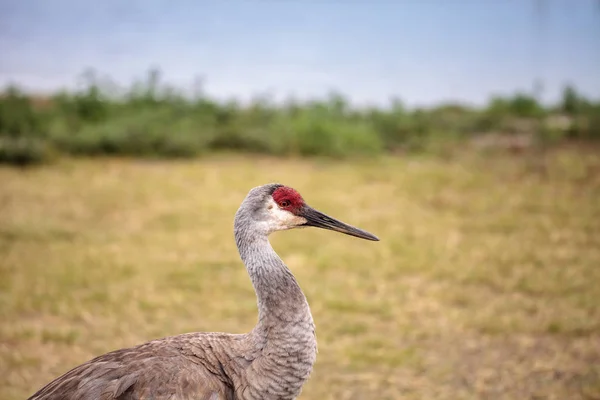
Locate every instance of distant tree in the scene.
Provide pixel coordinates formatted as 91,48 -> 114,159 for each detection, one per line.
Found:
487,97 -> 510,116
508,93 -> 542,118
327,91 -> 348,117
0,85 -> 43,137
561,85 -> 580,115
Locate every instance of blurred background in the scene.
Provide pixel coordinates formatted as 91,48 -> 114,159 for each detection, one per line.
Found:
1,1 -> 599,399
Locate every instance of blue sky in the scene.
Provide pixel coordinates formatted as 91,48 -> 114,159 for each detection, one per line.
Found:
1,0 -> 599,106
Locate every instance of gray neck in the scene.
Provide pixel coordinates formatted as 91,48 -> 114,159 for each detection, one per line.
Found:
232,190 -> 317,399
235,226 -> 312,331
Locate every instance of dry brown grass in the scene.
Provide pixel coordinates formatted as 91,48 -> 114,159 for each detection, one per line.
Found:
1,149 -> 599,399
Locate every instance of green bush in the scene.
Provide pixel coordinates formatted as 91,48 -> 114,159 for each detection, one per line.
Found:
0,136 -> 52,166
52,108 -> 214,158
285,111 -> 382,157
0,69 -> 598,166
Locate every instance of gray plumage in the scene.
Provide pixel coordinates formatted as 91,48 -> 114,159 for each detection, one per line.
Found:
28,183 -> 379,400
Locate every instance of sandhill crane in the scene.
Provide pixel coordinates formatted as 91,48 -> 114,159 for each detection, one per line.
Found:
28,183 -> 379,400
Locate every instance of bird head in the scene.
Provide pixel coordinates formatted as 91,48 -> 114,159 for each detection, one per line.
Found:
238,183 -> 379,241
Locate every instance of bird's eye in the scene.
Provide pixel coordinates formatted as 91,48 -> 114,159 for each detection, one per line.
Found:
279,200 -> 291,208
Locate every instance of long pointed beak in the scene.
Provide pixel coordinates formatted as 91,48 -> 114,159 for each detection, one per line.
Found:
299,205 -> 379,241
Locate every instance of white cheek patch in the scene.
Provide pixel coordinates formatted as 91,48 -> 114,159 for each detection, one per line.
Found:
266,198 -> 307,232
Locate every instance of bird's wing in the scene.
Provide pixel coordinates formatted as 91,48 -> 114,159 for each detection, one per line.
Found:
28,334 -> 237,400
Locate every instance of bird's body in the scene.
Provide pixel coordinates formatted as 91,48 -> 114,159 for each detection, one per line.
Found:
29,183 -> 378,400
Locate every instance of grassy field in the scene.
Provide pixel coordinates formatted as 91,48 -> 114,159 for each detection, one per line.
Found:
1,148 -> 599,399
